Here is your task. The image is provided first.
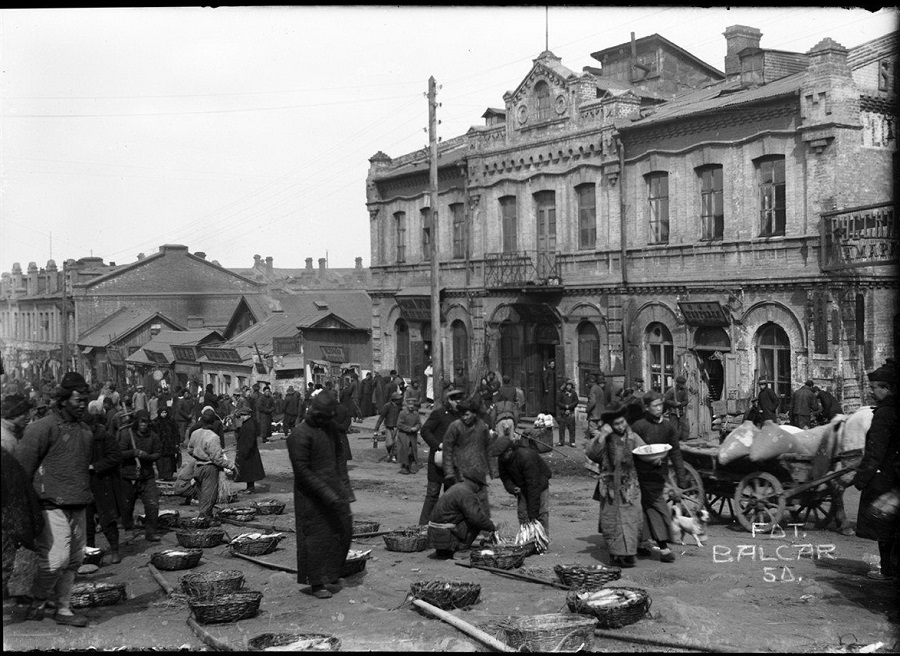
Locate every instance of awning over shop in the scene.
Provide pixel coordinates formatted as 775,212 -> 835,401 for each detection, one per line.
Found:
394,286 -> 442,322
678,301 -> 730,326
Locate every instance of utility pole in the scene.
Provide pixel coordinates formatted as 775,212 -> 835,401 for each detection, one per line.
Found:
60,260 -> 69,374
428,76 -> 442,396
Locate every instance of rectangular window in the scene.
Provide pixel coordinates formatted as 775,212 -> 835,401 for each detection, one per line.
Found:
421,208 -> 432,261
699,166 -> 724,240
758,157 -> 785,236
647,172 -> 669,244
394,211 -> 406,263
451,203 -> 465,259
500,196 -> 517,253
576,184 -> 597,249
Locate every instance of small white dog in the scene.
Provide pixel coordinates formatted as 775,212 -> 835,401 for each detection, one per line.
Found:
671,504 -> 710,547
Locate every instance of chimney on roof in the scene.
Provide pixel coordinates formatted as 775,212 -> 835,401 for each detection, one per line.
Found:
194,252 -> 206,260
305,257 -> 314,271
159,244 -> 189,254
265,256 -> 273,275
137,253 -> 145,261
318,258 -> 326,274
26,262 -> 38,296
355,257 -> 363,270
724,25 -> 762,79
109,262 -> 116,267
46,260 -> 58,294
253,254 -> 261,268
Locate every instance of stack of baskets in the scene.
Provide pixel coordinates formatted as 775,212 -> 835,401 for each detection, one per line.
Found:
69,582 -> 127,609
383,526 -> 428,553
228,533 -> 285,557
554,563 -> 622,588
340,550 -> 372,577
352,520 -> 381,535
249,499 -> 285,516
470,544 -> 528,570
217,507 -> 257,523
150,549 -> 203,571
565,586 -> 651,629
496,613 -> 597,653
410,580 -> 481,610
247,633 -> 341,651
178,516 -> 213,530
181,570 -> 262,625
175,527 -> 226,549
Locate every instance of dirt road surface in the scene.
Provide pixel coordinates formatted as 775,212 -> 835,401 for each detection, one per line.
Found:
3,414 -> 898,652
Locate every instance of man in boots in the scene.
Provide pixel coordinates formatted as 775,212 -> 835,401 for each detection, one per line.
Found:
118,410 -> 162,542
373,390 -> 403,463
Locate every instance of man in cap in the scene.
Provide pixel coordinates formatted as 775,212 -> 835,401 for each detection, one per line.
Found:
418,388 -> 464,524
790,379 -> 820,429
132,384 -> 148,413
664,375 -> 692,441
17,371 -> 94,626
814,385 -> 842,424
118,409 -> 162,541
427,470 -> 497,559
287,390 -> 352,599
1,393 -> 33,456
756,379 -> 780,423
256,385 -> 275,443
373,390 -> 404,462
396,396 -> 422,475
496,435 -> 552,539
556,379 -> 579,447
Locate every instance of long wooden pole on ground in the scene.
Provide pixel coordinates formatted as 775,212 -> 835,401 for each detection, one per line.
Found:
411,599 -> 515,652
593,628 -> 752,653
187,617 -> 235,651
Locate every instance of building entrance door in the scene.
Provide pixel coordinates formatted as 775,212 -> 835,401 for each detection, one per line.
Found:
534,191 -> 556,280
694,326 -> 732,438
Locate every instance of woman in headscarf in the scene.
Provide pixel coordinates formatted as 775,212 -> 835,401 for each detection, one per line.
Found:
586,402 -> 646,568
154,406 -> 182,481
287,391 -> 352,600
852,360 -> 899,581
233,408 -> 265,494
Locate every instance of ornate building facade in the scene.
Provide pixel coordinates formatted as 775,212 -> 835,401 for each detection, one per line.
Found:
366,27 -> 897,436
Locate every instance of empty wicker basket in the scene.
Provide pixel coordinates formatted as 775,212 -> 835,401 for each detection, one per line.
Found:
470,545 -> 527,570
180,569 -> 245,599
554,563 -> 622,588
175,528 -> 226,549
410,580 -> 481,610
70,582 -> 127,609
250,499 -> 285,516
383,527 -> 428,553
247,632 -> 341,651
228,534 -> 285,557
189,591 -> 262,624
150,549 -> 203,571
498,613 -> 596,652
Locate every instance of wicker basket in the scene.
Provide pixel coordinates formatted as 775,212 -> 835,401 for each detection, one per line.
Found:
383,527 -> 428,553
158,510 -> 181,528
352,520 -> 380,535
340,550 -> 372,577
69,582 -> 127,609
189,591 -> 262,624
180,569 -> 245,599
410,580 -> 481,610
248,632 -> 341,651
178,516 -> 213,530
150,549 -> 203,571
175,528 -> 226,549
517,541 -> 539,558
217,507 -> 257,523
250,499 -> 285,516
566,586 -> 651,629
229,534 -> 285,557
82,547 -> 105,567
498,613 -> 596,653
470,545 -> 527,570
554,563 -> 622,588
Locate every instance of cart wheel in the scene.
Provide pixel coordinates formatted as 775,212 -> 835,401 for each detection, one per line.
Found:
666,462 -> 705,514
789,481 -> 838,529
706,489 -> 736,522
733,472 -> 786,532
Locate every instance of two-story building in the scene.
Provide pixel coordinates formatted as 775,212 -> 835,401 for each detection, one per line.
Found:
366,27 -> 897,436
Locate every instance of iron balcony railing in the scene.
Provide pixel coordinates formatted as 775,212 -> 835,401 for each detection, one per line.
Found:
484,250 -> 562,288
820,202 -> 897,271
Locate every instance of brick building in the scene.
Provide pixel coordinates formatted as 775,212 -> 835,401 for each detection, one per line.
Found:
366,27 -> 897,437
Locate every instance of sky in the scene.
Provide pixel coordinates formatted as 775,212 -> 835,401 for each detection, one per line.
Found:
1,6 -> 897,273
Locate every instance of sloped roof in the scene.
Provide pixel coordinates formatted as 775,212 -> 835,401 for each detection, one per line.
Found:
848,31 -> 898,68
225,313 -> 304,349
590,33 -> 725,79
482,107 -> 506,118
616,72 -> 802,130
272,291 -> 372,330
125,329 -> 224,365
77,307 -> 185,347
371,142 -> 468,181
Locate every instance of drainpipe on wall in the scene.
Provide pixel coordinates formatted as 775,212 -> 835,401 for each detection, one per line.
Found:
618,138 -> 628,287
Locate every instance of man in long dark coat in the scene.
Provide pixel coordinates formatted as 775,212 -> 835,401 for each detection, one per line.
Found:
233,408 -> 265,494
359,373 -> 375,418
85,401 -> 125,563
418,389 -> 464,524
756,379 -> 780,423
256,386 -> 275,443
283,386 -> 301,434
541,359 -> 558,420
286,391 -> 352,600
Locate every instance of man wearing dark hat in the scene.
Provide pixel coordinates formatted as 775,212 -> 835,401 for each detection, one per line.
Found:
427,470 -> 497,558
373,390 -> 404,462
118,409 -> 162,542
556,379 -> 579,447
287,390 -> 352,599
790,379 -> 820,429
283,385 -> 301,433
17,371 -> 94,626
756,379 -> 780,423
1,393 -> 33,456
852,360 -> 898,581
496,435 -> 552,539
664,375 -> 692,441
418,388 -> 464,524
233,407 -> 265,494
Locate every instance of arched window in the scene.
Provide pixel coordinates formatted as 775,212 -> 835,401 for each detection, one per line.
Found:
395,319 -> 410,377
534,81 -> 551,121
452,320 -> 468,378
499,321 -> 521,386
756,322 -> 791,399
577,321 -> 600,396
646,322 -> 674,393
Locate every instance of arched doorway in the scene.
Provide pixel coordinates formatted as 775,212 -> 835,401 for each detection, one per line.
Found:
525,321 -> 559,415
577,321 -> 601,397
694,326 -> 731,402
756,322 -> 791,403
499,321 -> 522,388
395,319 -> 410,377
451,320 -> 468,381
646,322 -> 674,393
